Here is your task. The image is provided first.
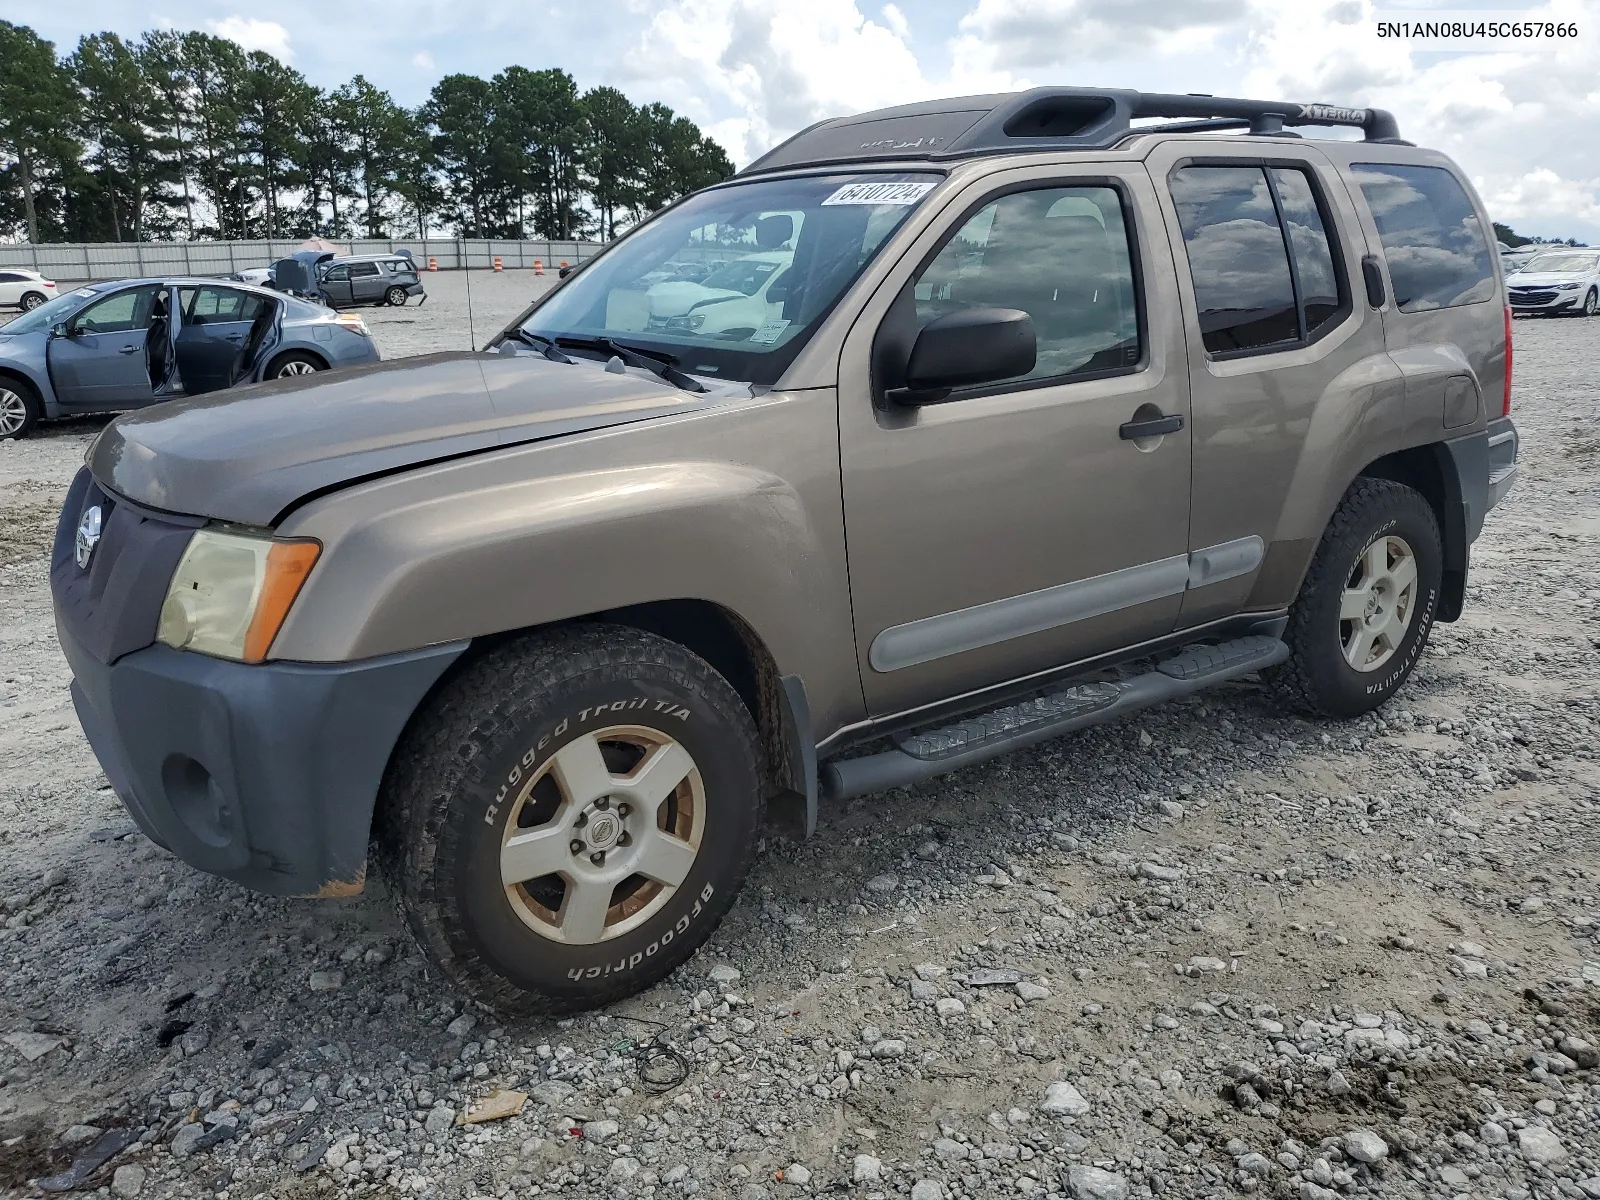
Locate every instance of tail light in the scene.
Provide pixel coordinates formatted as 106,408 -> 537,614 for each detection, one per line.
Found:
1502,304 -> 1513,416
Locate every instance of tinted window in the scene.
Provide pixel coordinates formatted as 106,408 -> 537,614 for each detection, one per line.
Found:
385,259 -> 415,275
915,185 -> 1140,383
72,286 -> 161,334
182,286 -> 266,324
1352,163 -> 1495,312
350,262 -> 381,278
323,266 -> 349,282
0,272 -> 22,283
1271,168 -> 1343,334
1169,166 -> 1298,354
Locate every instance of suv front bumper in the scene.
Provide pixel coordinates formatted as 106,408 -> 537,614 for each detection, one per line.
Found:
60,619 -> 464,897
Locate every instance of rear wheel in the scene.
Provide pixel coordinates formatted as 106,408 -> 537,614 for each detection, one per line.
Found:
379,624 -> 762,1013
0,380 -> 41,440
1268,478 -> 1442,719
265,351 -> 324,379
385,286 -> 408,307
19,292 -> 46,311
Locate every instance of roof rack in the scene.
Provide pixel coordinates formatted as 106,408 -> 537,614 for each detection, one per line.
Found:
738,87 -> 1409,176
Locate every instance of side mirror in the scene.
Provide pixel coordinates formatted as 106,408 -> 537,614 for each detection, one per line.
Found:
766,281 -> 791,304
49,322 -> 69,340
897,307 -> 1036,403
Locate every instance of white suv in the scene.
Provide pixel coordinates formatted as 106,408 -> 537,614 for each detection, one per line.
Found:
0,269 -> 57,311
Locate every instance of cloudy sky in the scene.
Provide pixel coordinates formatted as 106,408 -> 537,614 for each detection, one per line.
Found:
9,0 -> 1599,242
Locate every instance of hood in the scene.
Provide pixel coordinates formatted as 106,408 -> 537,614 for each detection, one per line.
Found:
646,281 -> 745,317
89,351 -> 727,526
1507,272 -> 1587,285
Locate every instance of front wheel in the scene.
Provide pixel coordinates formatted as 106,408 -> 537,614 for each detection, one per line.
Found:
0,380 -> 41,440
1583,288 -> 1598,317
385,286 -> 408,307
379,625 -> 762,1013
1268,478 -> 1442,719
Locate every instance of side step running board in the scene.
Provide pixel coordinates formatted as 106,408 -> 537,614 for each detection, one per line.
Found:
819,635 -> 1288,802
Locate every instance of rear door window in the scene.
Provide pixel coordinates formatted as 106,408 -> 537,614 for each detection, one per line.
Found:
350,262 -> 381,278
1168,163 -> 1349,356
183,286 -> 267,324
1351,163 -> 1495,312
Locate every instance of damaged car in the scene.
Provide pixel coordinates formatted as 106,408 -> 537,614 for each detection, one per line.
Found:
0,277 -> 380,439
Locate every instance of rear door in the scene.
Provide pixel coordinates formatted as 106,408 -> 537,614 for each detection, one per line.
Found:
0,272 -> 24,306
46,284 -> 163,409
174,285 -> 266,394
348,261 -> 385,304
1143,140 -> 1400,627
838,163 -> 1193,717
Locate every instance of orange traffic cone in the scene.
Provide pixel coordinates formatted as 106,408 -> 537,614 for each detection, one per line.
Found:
559,260 -> 568,270
492,256 -> 503,272
533,259 -> 543,275
427,256 -> 437,271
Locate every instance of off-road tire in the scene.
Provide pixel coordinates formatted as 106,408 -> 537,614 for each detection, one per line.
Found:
377,624 -> 762,1014
385,286 -> 408,307
1269,478 -> 1442,719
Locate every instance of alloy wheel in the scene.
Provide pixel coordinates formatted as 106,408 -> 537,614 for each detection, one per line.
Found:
1585,290 -> 1598,317
277,359 -> 318,377
0,389 -> 27,437
1338,534 -> 1418,672
20,293 -> 44,311
500,725 -> 705,945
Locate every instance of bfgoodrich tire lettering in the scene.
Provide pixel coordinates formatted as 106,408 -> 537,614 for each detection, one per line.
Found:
378,624 -> 762,1014
1269,478 -> 1442,719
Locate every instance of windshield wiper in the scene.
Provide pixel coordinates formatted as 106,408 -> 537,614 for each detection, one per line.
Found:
505,328 -> 574,363
555,335 -> 707,394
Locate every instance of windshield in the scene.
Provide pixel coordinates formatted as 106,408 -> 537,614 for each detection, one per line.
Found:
1521,252 -> 1597,274
516,172 -> 941,384
3,288 -> 96,335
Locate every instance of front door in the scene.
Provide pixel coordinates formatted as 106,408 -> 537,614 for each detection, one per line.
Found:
47,284 -> 163,409
838,166 -> 1193,717
1142,141 -> 1402,627
348,261 -> 384,303
319,265 -> 353,307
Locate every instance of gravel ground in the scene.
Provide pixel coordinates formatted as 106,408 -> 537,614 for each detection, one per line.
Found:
1,311 -> 1599,1200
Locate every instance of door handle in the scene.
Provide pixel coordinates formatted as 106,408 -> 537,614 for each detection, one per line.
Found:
1119,412 -> 1184,440
119,345 -> 139,354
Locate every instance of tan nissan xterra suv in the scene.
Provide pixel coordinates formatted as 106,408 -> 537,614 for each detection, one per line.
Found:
51,88 -> 1520,1012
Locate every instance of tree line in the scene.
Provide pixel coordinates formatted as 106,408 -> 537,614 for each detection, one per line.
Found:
0,20 -> 735,245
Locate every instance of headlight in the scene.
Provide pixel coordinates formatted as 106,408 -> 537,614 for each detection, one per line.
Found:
158,529 -> 320,662
1555,281 -> 1581,290
666,312 -> 707,330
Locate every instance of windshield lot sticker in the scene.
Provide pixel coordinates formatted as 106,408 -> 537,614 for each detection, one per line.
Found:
822,181 -> 937,206
749,318 -> 791,344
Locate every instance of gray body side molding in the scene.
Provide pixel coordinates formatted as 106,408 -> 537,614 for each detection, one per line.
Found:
868,536 -> 1268,673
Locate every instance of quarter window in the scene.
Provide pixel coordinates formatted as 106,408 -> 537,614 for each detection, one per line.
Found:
1352,163 -> 1495,312
1169,164 -> 1347,356
914,185 -> 1141,384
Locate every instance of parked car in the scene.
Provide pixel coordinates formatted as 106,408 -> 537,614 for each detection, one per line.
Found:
1506,248 -> 1600,317
0,276 -> 379,439
52,87 -> 1517,1014
644,250 -> 795,339
231,254 -> 426,308
1497,241 -> 1541,272
0,268 -> 58,311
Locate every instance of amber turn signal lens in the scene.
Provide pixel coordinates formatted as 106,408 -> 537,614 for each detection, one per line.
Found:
242,540 -> 321,662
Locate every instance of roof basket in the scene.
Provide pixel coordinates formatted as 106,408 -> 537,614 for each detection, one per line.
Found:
739,87 -> 1410,176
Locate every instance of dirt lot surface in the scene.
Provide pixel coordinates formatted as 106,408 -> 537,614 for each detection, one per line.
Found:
1,301 -> 1599,1200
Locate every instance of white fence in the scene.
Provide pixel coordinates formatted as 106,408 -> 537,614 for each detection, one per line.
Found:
0,238 -> 607,282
